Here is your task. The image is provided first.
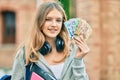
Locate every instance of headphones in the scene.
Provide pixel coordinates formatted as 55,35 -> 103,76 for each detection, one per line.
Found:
39,36 -> 65,55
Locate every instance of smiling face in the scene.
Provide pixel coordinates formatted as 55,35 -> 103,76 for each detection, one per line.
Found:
42,9 -> 63,39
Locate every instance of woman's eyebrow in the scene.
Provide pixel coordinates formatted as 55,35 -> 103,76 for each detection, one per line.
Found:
46,17 -> 62,20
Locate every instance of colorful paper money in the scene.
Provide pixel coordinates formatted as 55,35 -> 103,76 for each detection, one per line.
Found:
64,18 -> 92,41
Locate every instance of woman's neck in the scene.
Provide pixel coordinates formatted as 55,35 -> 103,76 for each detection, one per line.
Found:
45,37 -> 56,48
44,37 -> 66,65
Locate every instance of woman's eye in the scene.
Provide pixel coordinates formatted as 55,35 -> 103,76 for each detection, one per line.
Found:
56,19 -> 62,22
45,18 -> 62,22
45,18 -> 51,21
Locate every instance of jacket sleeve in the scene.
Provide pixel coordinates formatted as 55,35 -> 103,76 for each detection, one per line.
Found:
69,43 -> 89,80
11,48 -> 26,80
71,58 -> 89,80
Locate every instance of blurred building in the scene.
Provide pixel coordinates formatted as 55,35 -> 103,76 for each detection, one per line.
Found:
0,0 -> 36,67
0,0 -> 120,80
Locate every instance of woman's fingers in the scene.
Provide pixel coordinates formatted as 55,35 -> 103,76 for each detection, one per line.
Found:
75,50 -> 87,58
73,36 -> 90,58
74,35 -> 84,41
75,41 -> 90,53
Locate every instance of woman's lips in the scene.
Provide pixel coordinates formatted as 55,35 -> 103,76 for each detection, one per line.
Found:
48,29 -> 57,33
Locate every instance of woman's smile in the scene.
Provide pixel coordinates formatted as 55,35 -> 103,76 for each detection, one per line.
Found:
48,28 -> 57,33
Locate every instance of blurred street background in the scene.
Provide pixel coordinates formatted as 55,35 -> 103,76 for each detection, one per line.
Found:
0,0 -> 120,80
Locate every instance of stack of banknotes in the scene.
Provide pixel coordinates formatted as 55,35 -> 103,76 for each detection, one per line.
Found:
64,18 -> 92,41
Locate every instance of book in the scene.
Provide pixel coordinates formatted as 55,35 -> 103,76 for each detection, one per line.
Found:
31,72 -> 44,80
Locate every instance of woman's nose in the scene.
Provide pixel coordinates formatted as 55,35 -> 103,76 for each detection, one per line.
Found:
52,20 -> 57,26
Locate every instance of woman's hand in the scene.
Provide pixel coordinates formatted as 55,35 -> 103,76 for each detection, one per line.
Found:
73,36 -> 90,58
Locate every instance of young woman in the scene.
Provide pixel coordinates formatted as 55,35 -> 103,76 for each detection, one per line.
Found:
11,1 -> 90,80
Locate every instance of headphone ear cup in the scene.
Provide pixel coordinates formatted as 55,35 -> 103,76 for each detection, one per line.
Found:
39,41 -> 52,55
56,36 -> 65,52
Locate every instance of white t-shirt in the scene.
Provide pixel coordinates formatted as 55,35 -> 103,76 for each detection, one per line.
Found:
49,62 -> 64,79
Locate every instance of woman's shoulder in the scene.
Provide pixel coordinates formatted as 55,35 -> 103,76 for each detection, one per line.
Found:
15,47 -> 25,62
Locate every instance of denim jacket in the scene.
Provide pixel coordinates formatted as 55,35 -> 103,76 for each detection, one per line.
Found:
11,44 -> 89,80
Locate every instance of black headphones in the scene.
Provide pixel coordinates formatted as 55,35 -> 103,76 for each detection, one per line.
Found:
39,36 -> 65,55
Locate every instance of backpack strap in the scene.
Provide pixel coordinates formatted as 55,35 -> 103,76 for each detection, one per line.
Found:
25,64 -> 31,80
0,75 -> 11,80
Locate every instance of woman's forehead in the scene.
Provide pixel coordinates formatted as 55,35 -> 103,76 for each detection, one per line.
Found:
46,9 -> 63,18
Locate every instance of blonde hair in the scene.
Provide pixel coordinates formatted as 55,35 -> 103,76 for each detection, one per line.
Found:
25,1 -> 69,64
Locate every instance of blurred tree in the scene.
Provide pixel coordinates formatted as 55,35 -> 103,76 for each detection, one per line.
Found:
59,0 -> 70,19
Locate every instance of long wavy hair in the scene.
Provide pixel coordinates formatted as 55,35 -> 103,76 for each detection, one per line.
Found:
25,1 -> 69,64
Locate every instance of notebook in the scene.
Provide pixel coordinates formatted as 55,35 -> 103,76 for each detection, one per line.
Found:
31,72 -> 44,80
